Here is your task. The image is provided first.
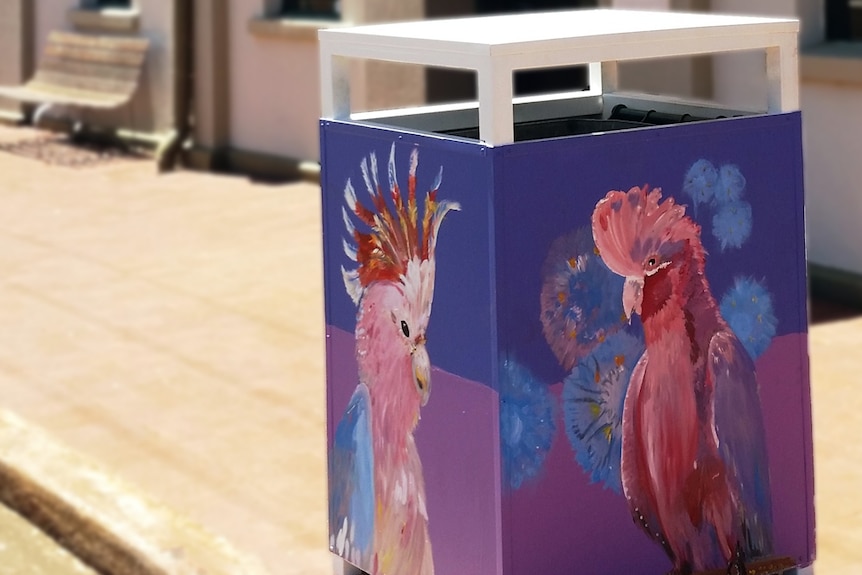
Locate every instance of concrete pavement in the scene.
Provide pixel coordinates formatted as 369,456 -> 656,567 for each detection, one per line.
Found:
0,126 -> 327,575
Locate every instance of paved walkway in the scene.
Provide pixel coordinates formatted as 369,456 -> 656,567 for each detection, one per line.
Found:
0,125 -> 859,575
0,501 -> 97,575
0,126 -> 327,575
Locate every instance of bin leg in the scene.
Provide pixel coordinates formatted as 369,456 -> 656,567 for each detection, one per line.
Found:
332,556 -> 367,575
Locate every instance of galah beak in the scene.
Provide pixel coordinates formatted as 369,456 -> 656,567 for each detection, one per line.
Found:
412,341 -> 431,406
623,277 -> 644,321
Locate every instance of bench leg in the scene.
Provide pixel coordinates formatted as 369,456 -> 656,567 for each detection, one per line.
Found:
33,103 -> 81,136
71,120 -> 84,141
32,102 -> 55,128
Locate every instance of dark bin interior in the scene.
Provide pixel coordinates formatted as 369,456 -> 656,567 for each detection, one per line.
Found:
439,104 -> 740,143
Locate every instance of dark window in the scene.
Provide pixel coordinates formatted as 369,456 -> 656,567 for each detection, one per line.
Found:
96,0 -> 132,6
281,0 -> 339,20
826,0 -> 862,40
476,0 -> 594,11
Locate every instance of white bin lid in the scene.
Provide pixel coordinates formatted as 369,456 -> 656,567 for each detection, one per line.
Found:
320,9 -> 800,145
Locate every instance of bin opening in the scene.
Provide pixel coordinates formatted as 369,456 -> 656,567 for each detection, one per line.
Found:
438,104 -> 739,142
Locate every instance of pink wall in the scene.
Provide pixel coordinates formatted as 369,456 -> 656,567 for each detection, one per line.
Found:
229,0 -> 322,161
801,82 -> 862,274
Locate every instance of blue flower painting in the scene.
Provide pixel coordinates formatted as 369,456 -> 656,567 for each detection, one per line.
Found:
500,358 -> 557,490
683,158 -> 718,214
539,227 -> 627,371
712,200 -> 753,251
562,331 -> 644,493
720,277 -> 778,360
715,164 -> 747,205
683,159 -> 753,251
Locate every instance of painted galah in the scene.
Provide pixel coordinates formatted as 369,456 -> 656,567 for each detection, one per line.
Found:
591,186 -> 773,574
329,143 -> 459,575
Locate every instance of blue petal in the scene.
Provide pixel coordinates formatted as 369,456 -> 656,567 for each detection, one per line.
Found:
719,277 -> 778,360
711,200 -> 753,250
714,164 -> 746,205
562,332 -> 644,493
540,227 -> 627,370
683,159 -> 718,213
499,358 -> 557,490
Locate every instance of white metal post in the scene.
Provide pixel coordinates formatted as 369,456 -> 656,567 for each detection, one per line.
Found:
477,60 -> 514,146
766,35 -> 800,113
320,46 -> 351,120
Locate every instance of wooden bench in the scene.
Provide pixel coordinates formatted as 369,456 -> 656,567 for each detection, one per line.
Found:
0,31 -> 148,126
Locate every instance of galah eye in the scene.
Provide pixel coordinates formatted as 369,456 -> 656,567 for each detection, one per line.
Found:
401,320 -> 410,338
644,255 -> 671,276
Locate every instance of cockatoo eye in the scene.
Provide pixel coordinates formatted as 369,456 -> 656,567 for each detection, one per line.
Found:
644,256 -> 670,276
400,320 -> 410,338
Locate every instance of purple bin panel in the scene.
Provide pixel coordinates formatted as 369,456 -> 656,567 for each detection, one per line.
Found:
495,113 -> 813,575
321,124 -> 501,575
320,112 -> 813,575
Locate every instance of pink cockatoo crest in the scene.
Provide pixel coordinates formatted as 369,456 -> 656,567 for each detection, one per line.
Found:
593,186 -> 703,319
341,143 -> 460,307
593,185 -> 694,278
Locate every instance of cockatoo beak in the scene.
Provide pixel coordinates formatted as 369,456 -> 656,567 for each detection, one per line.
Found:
623,277 -> 644,321
412,342 -> 431,407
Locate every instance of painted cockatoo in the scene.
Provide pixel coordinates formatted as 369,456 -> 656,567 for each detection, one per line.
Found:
591,186 -> 774,574
329,143 -> 459,575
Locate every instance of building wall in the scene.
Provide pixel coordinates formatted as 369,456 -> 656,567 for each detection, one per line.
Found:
34,0 -> 175,135
711,0 -> 862,276
34,0 -> 72,59
228,0 -> 323,162
0,0 -> 33,121
226,0 -> 425,163
708,0 -> 821,107
192,0 -> 225,153
608,0 -> 713,99
709,0 -> 798,111
344,0 -> 426,112
795,0 -> 862,276
135,0 -> 175,134
801,82 -> 862,273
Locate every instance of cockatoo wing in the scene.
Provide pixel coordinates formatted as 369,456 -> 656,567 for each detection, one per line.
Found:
709,330 -> 774,556
622,350 -> 670,553
329,383 -> 375,568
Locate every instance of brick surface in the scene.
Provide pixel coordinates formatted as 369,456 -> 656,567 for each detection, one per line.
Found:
0,125 -> 327,575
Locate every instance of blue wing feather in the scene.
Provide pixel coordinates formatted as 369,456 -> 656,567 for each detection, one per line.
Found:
710,330 -> 774,556
329,383 -> 375,567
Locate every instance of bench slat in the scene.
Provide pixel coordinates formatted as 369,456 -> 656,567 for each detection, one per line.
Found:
37,58 -> 142,84
0,85 -> 126,108
30,70 -> 138,97
43,43 -> 147,67
48,31 -> 149,53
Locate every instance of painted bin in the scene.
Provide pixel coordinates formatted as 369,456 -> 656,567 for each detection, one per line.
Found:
319,10 -> 814,575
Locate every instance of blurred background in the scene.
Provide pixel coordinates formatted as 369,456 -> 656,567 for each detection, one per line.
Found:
0,1 -> 859,574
